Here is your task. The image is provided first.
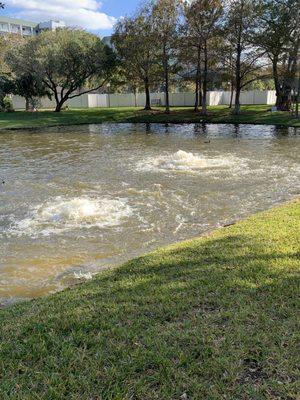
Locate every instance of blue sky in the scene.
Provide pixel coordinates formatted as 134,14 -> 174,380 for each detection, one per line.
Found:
1,0 -> 141,36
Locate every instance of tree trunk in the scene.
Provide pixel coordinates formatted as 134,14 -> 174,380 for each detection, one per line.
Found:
133,86 -> 137,108
276,39 -> 299,111
194,81 -> 199,112
54,88 -> 71,112
273,57 -> 290,110
228,49 -> 234,108
194,43 -> 201,112
277,87 -> 292,111
272,55 -> 281,107
55,98 -> 66,112
25,97 -> 30,111
296,74 -> 300,117
163,44 -> 170,114
234,42 -> 242,115
144,78 -> 151,110
234,87 -> 241,115
233,20 -> 243,116
199,84 -> 203,107
201,40 -> 208,115
229,80 -> 234,108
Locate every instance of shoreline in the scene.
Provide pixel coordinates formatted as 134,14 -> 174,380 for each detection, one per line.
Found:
1,198 -> 299,398
0,106 -> 299,131
1,119 -> 298,132
1,197 -> 299,308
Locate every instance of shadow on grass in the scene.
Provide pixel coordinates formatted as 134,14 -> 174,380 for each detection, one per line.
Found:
0,229 -> 298,399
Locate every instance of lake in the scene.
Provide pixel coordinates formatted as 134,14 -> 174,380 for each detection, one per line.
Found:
0,123 -> 299,304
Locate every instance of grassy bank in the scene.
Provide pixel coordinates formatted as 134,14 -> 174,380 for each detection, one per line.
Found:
0,105 -> 299,130
0,200 -> 299,399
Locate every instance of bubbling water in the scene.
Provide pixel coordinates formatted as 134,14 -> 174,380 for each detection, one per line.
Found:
10,197 -> 133,237
138,150 -> 244,173
1,123 -> 299,302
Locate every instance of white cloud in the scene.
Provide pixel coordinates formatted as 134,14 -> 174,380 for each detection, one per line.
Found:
5,0 -> 117,30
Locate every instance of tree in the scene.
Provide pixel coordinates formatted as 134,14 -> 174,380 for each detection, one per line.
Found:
181,5 -> 203,112
0,35 -> 23,111
0,74 -> 13,110
0,35 -> 22,75
8,29 -> 117,112
5,37 -> 50,110
217,35 -> 237,108
225,0 -> 268,115
13,74 -> 50,111
152,0 -> 181,114
183,0 -> 223,114
112,6 -> 160,110
254,0 -> 299,110
177,43 -> 204,110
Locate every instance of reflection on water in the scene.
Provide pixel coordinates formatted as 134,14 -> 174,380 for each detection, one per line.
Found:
0,123 -> 299,304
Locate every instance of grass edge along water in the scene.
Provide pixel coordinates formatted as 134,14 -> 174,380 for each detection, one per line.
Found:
0,199 -> 299,399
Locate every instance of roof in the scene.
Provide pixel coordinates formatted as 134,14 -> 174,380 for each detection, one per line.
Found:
0,16 -> 38,28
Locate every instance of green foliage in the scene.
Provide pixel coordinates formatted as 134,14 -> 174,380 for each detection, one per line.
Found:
244,78 -> 275,91
182,0 -> 223,112
184,0 -> 223,41
253,0 -> 298,57
112,7 -> 161,108
0,74 -> 14,112
11,73 -> 50,110
223,0 -> 268,114
0,95 -> 14,112
253,0 -> 299,109
111,0 -> 286,113
0,200 -> 299,398
0,35 -> 24,73
151,0 -> 182,112
7,29 -> 117,112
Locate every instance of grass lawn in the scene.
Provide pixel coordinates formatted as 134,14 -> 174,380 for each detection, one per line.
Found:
0,105 -> 299,130
0,200 -> 299,399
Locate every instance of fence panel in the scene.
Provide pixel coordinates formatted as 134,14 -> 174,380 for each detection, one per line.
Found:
12,90 -> 277,110
11,95 -> 25,110
208,91 -> 223,106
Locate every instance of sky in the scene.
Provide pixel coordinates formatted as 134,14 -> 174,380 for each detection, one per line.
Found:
1,0 -> 141,36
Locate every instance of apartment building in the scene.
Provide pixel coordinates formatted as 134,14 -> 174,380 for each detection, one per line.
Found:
0,16 -> 65,36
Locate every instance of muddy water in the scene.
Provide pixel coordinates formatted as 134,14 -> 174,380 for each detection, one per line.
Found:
0,123 -> 299,303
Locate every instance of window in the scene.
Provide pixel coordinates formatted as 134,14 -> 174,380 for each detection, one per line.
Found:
11,24 -> 21,33
0,23 -> 9,31
22,26 -> 32,35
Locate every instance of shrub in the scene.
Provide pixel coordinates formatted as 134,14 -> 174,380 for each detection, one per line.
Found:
1,95 -> 14,112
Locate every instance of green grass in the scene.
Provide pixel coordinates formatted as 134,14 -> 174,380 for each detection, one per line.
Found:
0,105 -> 299,130
0,200 -> 299,399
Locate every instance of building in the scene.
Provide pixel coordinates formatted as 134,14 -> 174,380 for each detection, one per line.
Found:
0,16 -> 65,36
37,20 -> 66,32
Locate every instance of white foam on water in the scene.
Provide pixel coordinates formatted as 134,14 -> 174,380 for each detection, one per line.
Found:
138,150 -> 244,173
73,271 -> 94,280
9,196 -> 133,236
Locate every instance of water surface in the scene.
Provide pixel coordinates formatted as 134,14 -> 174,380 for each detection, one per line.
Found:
0,123 -> 299,303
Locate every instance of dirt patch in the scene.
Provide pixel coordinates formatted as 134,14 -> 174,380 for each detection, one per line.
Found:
239,358 -> 268,386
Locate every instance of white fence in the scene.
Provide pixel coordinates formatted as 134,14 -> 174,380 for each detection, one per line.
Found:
12,95 -> 90,110
12,90 -> 276,110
